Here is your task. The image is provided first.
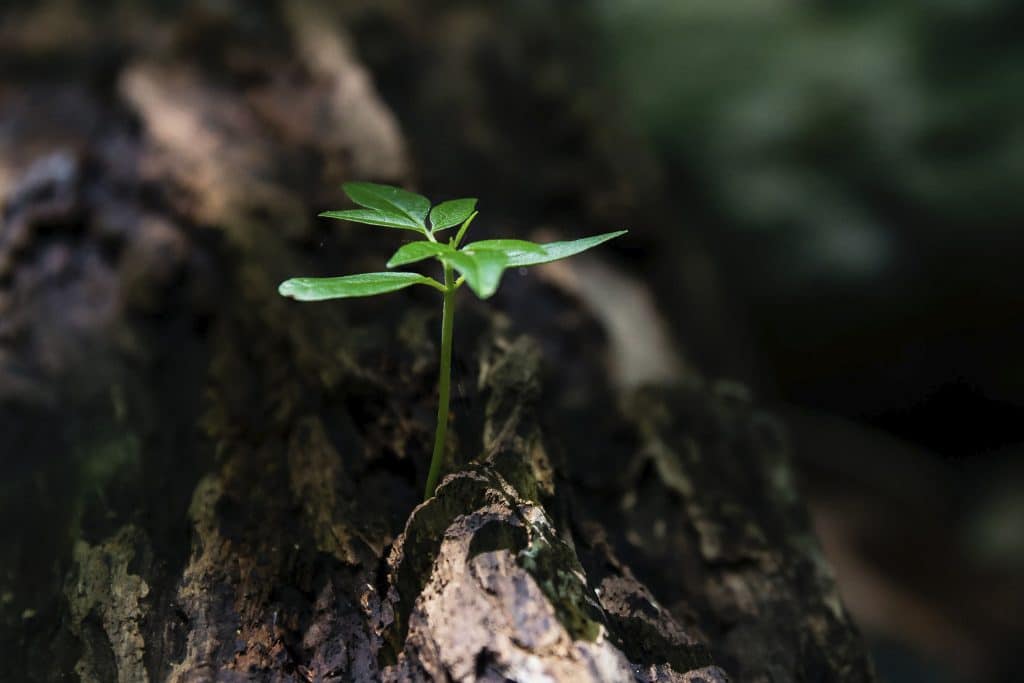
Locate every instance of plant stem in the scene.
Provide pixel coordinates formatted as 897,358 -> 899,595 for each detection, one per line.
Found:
453,211 -> 478,247
425,263 -> 455,500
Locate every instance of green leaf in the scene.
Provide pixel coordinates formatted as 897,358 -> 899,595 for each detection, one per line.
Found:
387,241 -> 455,268
505,230 -> 628,267
461,239 -> 545,256
343,182 -> 430,227
385,242 -> 507,299
429,198 -> 478,232
445,250 -> 508,299
278,272 -> 441,301
319,209 -> 425,233
386,241 -> 507,299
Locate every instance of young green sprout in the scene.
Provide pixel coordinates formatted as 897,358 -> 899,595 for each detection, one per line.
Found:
279,182 -> 626,500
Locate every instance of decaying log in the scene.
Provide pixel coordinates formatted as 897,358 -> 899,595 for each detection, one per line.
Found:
0,2 -> 874,681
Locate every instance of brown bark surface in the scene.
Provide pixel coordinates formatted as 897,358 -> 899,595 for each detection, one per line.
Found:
0,2 -> 874,681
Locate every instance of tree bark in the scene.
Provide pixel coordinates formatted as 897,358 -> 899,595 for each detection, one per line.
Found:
0,2 -> 874,681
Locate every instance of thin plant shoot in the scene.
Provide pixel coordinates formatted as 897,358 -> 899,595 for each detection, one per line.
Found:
279,182 -> 626,500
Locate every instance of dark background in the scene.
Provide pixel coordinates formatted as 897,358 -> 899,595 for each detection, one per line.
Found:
596,0 -> 1024,455
2,1 -> 1022,682
588,5 -> 1024,681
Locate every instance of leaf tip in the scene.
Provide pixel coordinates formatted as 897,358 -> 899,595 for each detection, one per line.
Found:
278,279 -> 298,298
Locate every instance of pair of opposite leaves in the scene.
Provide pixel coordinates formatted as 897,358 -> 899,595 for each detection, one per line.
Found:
278,182 -> 626,301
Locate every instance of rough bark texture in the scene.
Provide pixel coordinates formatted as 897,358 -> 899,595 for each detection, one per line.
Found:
1,2 -> 874,681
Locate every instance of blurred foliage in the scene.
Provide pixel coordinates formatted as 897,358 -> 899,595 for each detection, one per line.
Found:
592,0 -> 1024,441
595,0 -> 1024,283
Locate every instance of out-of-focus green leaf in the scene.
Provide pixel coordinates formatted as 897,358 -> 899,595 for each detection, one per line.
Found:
429,199 -> 478,232
278,272 -> 441,301
387,241 -> 455,268
445,250 -> 508,299
319,209 -> 425,233
505,230 -> 627,267
342,182 -> 430,227
386,241 -> 510,298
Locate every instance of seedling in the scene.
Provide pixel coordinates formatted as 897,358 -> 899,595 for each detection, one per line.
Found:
279,182 -> 626,500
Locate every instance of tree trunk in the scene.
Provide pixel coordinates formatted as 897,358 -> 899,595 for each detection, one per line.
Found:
0,2 -> 875,681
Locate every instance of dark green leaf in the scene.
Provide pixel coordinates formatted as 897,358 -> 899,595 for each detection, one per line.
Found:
461,239 -> 545,256
343,182 -> 430,227
278,272 -> 441,301
429,198 -> 477,232
505,230 -> 627,267
385,241 -> 509,299
445,250 -> 508,299
319,209 -> 425,233
387,241 -> 455,268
